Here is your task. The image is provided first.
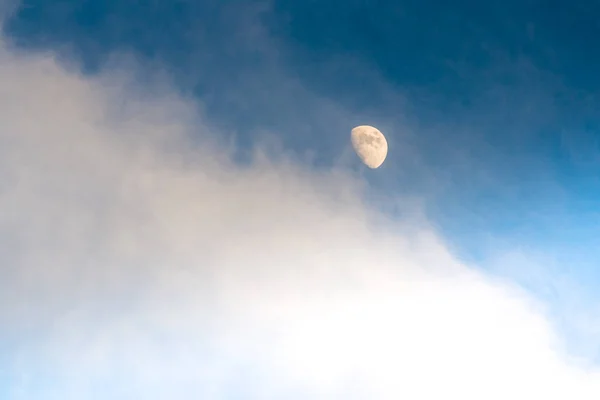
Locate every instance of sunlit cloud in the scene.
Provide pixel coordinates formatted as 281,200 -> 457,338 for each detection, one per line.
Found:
1,38 -> 600,400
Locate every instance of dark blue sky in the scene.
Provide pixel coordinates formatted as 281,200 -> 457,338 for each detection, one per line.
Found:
5,0 -> 600,286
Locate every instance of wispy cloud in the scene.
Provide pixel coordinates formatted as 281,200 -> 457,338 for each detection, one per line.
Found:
2,32 -> 600,400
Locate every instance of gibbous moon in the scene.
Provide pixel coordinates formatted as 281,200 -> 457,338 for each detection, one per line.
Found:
350,125 -> 388,169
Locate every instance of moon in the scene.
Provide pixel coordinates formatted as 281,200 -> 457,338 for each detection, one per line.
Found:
350,125 -> 388,169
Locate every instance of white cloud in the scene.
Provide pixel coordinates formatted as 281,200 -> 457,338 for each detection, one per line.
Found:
1,41 -> 600,400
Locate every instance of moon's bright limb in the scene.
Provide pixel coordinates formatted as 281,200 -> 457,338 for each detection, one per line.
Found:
351,125 -> 388,169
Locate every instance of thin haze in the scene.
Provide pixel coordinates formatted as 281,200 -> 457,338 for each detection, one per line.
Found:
2,27 -> 600,399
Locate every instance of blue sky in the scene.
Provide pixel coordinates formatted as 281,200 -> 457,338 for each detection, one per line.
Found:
3,0 -> 600,397
7,0 -> 600,257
